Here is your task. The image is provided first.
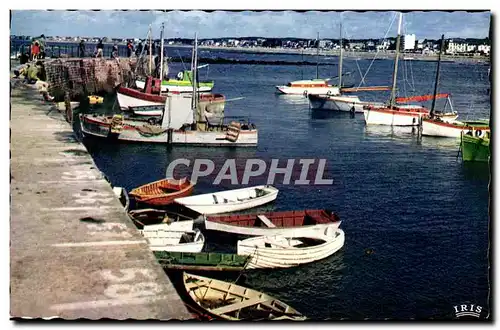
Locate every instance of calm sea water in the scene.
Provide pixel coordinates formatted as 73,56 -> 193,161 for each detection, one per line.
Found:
78,50 -> 490,320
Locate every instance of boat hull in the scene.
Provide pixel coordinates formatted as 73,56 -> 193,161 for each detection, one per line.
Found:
205,219 -> 340,236
461,133 -> 490,162
117,90 -> 163,108
175,186 -> 279,215
276,85 -> 340,95
363,107 -> 427,126
143,229 -> 204,253
79,114 -> 258,147
237,229 -> 345,269
308,94 -> 368,113
136,80 -> 213,93
422,119 -> 490,138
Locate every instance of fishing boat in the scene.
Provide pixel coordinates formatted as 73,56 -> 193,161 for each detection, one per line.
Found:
112,187 -> 130,211
363,13 -> 431,126
308,20 -> 391,112
461,131 -> 490,162
174,185 -> 279,215
183,273 -> 306,321
205,209 -> 341,236
80,34 -> 258,147
154,251 -> 251,271
143,228 -> 205,253
135,69 -> 214,93
129,177 -> 194,206
117,78 -> 225,112
276,32 -> 340,96
237,228 -> 345,269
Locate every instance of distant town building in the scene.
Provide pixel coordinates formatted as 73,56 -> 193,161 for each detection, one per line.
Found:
446,39 -> 468,54
478,44 -> 490,55
403,34 -> 416,50
417,39 -> 425,50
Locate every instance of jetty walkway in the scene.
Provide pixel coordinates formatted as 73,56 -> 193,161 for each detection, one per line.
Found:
9,80 -> 192,320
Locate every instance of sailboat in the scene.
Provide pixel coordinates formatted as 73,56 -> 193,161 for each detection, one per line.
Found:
308,20 -> 390,112
80,33 -> 258,147
275,33 -> 341,96
421,34 -> 489,138
363,13 -> 432,126
116,24 -> 224,114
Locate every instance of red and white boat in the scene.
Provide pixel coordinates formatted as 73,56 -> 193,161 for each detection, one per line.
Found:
422,119 -> 489,138
276,79 -> 340,96
117,77 -> 225,116
205,209 -> 342,236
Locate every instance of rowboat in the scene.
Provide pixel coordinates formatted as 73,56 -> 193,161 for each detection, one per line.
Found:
112,187 -> 130,211
461,131 -> 490,162
205,209 -> 341,236
154,251 -> 251,271
129,208 -> 195,233
237,228 -> 345,269
129,178 -> 194,206
142,228 -> 205,253
55,101 -> 80,111
174,185 -> 279,215
183,273 -> 306,321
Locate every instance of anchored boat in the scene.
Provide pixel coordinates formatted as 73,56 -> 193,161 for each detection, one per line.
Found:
142,228 -> 205,253
129,177 -> 194,206
135,69 -> 214,93
174,185 -> 279,215
461,131 -> 490,162
205,209 -> 341,236
237,228 -> 345,269
154,251 -> 251,271
183,273 -> 306,321
129,208 -> 196,233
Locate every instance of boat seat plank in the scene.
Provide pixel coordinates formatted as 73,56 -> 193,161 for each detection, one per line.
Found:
211,296 -> 269,315
257,215 -> 276,228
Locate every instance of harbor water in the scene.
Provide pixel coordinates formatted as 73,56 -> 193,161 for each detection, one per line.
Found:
78,50 -> 490,320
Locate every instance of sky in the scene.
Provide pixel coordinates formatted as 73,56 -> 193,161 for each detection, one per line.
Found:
10,10 -> 491,40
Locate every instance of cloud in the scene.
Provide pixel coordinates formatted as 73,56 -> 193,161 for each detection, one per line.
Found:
10,10 -> 490,40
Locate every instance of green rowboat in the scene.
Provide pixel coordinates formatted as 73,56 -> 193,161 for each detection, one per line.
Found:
154,251 -> 250,271
461,131 -> 491,162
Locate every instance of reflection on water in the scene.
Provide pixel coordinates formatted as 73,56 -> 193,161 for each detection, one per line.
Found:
364,125 -> 421,142
310,109 -> 357,120
276,93 -> 310,105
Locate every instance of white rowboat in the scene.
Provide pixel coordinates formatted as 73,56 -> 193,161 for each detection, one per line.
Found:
174,185 -> 279,215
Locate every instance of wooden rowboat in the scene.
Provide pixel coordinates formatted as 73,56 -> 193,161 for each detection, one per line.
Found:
205,209 -> 341,236
143,229 -> 205,253
237,228 -> 345,269
183,273 -> 306,321
154,251 -> 251,271
174,185 -> 278,215
129,177 -> 194,206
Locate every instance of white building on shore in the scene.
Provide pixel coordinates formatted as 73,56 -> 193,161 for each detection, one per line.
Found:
403,34 -> 416,50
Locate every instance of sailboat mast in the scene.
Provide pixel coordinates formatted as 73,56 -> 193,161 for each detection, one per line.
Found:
430,34 -> 445,116
191,33 -> 198,124
149,25 -> 152,76
338,21 -> 343,88
389,12 -> 403,108
316,32 -> 320,79
159,23 -> 165,81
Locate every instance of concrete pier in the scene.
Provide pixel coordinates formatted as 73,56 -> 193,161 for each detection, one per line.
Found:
10,80 -> 192,320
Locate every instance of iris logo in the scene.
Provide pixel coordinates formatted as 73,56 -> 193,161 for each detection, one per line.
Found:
453,304 -> 483,318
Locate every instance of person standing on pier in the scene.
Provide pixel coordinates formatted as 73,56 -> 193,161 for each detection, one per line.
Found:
96,38 -> 104,58
135,41 -> 143,57
127,40 -> 134,57
31,41 -> 40,61
111,44 -> 118,59
79,39 -> 86,58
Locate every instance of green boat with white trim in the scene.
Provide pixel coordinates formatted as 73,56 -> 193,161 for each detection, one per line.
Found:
154,251 -> 250,271
461,131 -> 490,162
135,70 -> 214,93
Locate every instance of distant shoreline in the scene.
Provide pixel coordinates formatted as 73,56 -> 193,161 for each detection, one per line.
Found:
13,39 -> 490,64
